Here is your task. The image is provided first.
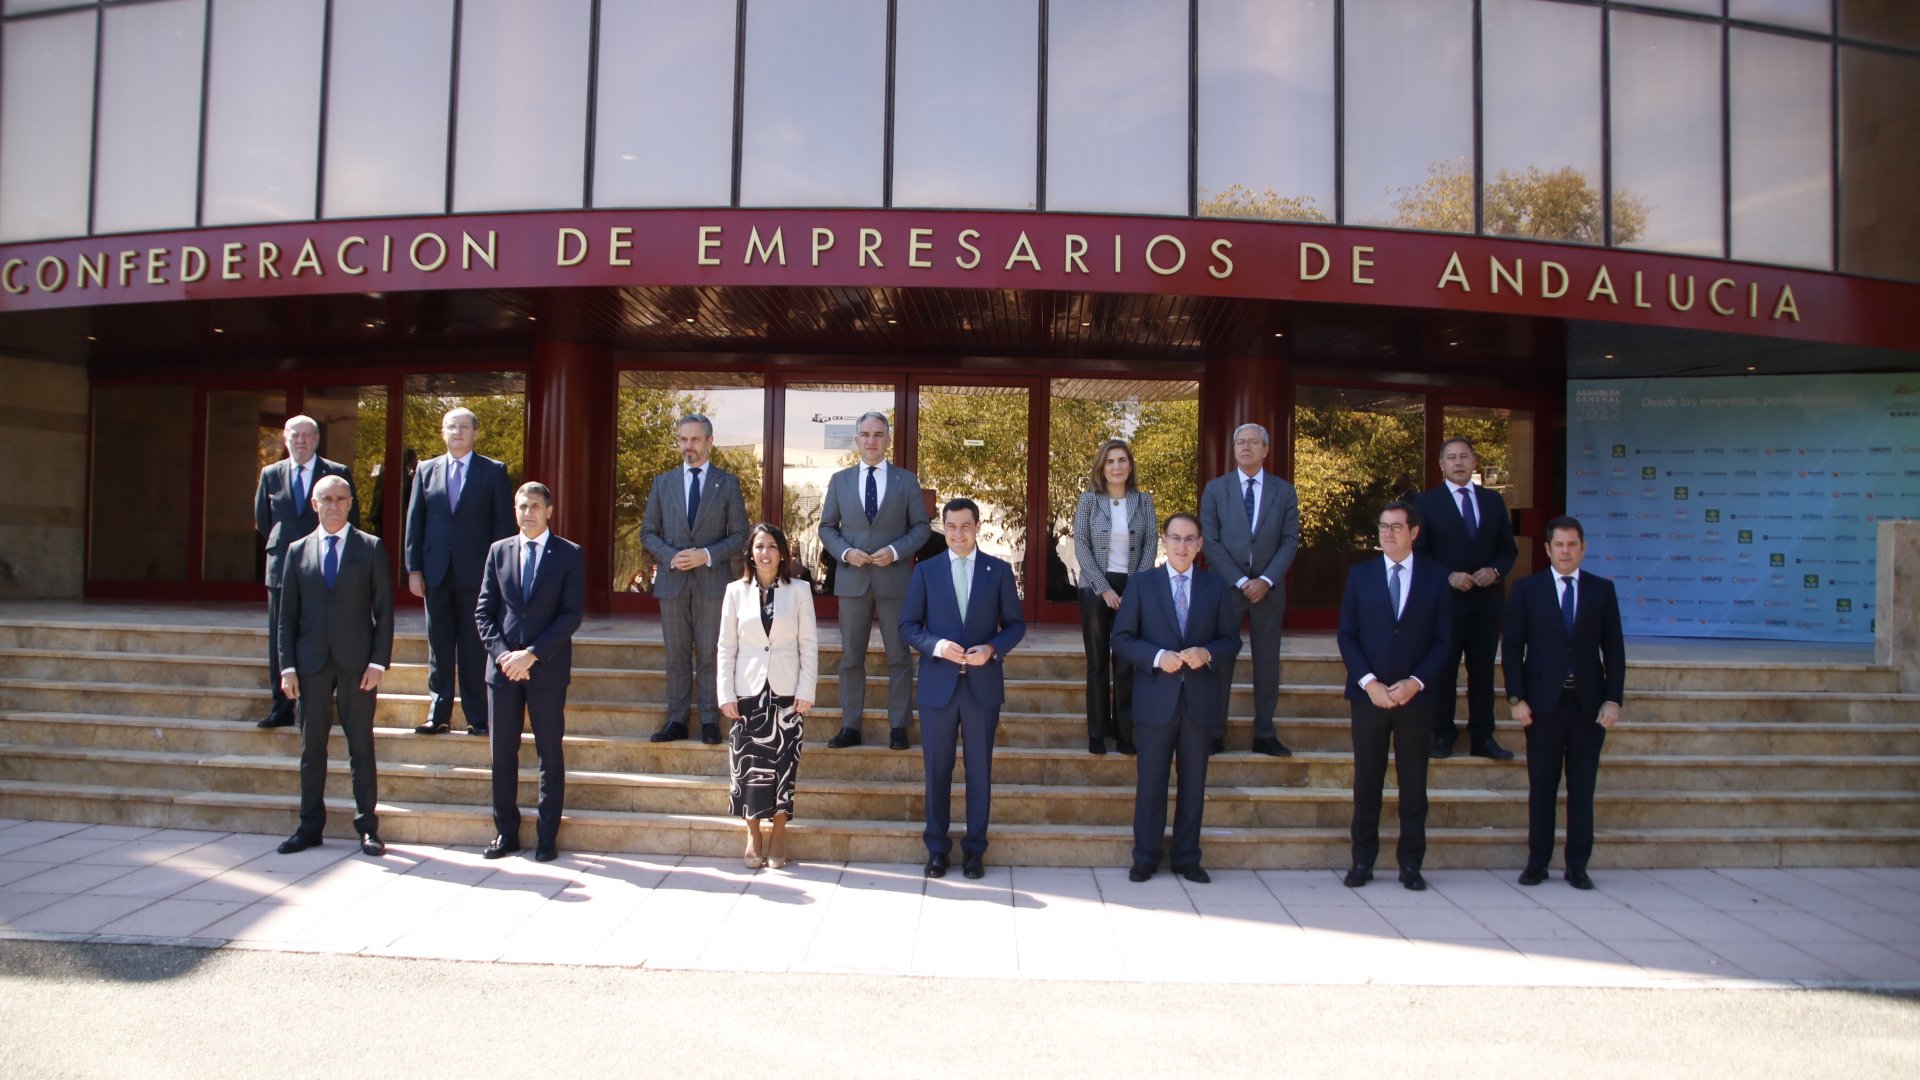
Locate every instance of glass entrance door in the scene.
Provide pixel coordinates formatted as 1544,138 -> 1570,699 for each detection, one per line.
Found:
914,383 -> 1032,599
1291,384 -> 1427,615
1438,401 -> 1540,581
778,380 -> 898,609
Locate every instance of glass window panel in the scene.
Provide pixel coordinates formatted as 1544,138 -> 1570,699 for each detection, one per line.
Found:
1633,0 -> 1722,14
614,372 -> 764,595
1839,47 -> 1920,280
1731,0 -> 1831,32
3,1 -> 85,13
1343,0 -> 1474,231
1045,0 -> 1187,215
303,385 -> 390,540
917,385 -> 1029,597
0,10 -> 95,241
1839,0 -> 1920,50
739,0 -> 885,207
1481,0 -> 1607,244
452,0 -> 590,212
202,0 -> 324,225
1731,30 -> 1832,268
402,372 -> 527,533
92,0 -> 205,235
1609,11 -> 1725,256
780,383 -> 894,596
203,389 -> 290,583
90,384 -> 193,582
323,0 -> 454,219
893,0 -> 1038,210
594,0 -> 736,207
1197,0 -> 1334,223
1291,385 -> 1425,612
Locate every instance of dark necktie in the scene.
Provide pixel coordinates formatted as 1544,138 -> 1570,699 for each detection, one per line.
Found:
1173,573 -> 1189,637
1561,574 -> 1577,635
865,466 -> 879,523
323,534 -> 339,590
1458,485 -> 1478,540
687,467 -> 702,525
293,463 -> 307,510
1243,476 -> 1256,525
1389,562 -> 1403,620
449,458 -> 464,510
522,540 -> 538,604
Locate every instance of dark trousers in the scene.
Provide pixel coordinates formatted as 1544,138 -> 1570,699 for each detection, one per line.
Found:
488,676 -> 568,848
1350,697 -> 1431,872
296,660 -> 379,838
836,591 -> 911,732
919,675 -> 999,858
659,590 -> 723,728
1223,590 -> 1284,740
265,586 -> 292,717
1523,694 -> 1608,874
1432,606 -> 1500,746
423,582 -> 486,728
1078,574 -> 1134,742
1132,687 -> 1211,869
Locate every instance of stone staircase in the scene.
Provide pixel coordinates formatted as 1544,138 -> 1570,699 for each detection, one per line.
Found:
1,607 -> 1917,868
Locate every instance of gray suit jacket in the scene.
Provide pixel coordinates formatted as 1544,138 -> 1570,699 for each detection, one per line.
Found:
277,526 -> 395,677
816,462 -> 931,600
1199,469 -> 1301,606
640,463 -> 749,599
254,456 -> 355,588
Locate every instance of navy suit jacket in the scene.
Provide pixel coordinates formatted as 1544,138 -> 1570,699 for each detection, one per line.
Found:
1502,568 -> 1626,718
900,549 -> 1025,710
277,527 -> 394,677
1110,565 -> 1241,725
475,533 -> 586,688
1412,484 -> 1518,618
404,452 -> 515,590
1336,554 -> 1454,703
254,455 -> 355,587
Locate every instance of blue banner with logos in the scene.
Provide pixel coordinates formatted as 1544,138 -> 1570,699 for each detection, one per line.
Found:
1566,374 -> 1920,643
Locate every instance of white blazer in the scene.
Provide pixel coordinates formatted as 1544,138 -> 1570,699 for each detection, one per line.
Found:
716,577 -> 820,703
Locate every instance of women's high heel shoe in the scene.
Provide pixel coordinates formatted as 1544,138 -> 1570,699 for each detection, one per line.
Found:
744,836 -> 764,869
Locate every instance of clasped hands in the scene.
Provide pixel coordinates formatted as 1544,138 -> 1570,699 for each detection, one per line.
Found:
723,697 -> 812,720
496,649 -> 537,682
841,546 -> 897,568
669,548 -> 708,571
1365,678 -> 1422,709
937,642 -> 994,666
280,666 -> 384,698
1156,648 -> 1213,674
1448,568 -> 1501,592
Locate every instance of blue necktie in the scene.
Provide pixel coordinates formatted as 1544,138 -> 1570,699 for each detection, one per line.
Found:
522,540 -> 538,604
1173,573 -> 1189,637
1243,476 -> 1256,525
449,458 -> 464,510
323,534 -> 339,590
292,463 -> 307,511
1560,574 -> 1577,635
864,466 -> 879,523
1458,486 -> 1478,540
687,467 -> 702,525
1388,562 -> 1402,620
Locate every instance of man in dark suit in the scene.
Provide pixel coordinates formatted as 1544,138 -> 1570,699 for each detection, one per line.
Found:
900,498 -> 1026,880
275,475 -> 393,857
1336,500 -> 1453,891
1198,422 -> 1300,757
253,414 -> 354,729
475,482 -> 585,864
641,413 -> 749,745
818,410 -> 931,751
1504,515 -> 1626,891
1414,436 -> 1519,761
405,406 -> 515,737
1111,513 -> 1241,884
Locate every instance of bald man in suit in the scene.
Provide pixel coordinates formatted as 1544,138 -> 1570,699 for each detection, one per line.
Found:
254,414 -> 353,729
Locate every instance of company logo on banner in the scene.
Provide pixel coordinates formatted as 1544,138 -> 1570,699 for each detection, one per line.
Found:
1566,375 -> 1920,643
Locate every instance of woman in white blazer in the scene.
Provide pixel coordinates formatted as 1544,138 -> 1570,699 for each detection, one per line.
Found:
717,523 -> 818,869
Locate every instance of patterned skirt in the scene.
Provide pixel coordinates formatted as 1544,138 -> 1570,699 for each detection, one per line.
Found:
728,684 -> 803,820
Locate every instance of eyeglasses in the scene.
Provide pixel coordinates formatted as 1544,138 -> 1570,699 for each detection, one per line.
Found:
1377,522 -> 1410,533
1164,533 -> 1201,545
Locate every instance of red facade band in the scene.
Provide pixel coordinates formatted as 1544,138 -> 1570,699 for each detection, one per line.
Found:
1199,422 -> 1300,757
1415,436 -> 1519,761
1073,438 -> 1158,757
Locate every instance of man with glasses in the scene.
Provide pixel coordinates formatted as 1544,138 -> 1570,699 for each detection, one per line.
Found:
1199,422 -> 1300,756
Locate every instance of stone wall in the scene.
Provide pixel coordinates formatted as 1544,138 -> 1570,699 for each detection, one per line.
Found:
0,354 -> 87,598
1876,519 -> 1920,692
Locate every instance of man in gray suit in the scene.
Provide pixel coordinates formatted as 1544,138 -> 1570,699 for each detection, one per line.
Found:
1198,422 -> 1300,757
275,475 -> 394,858
817,411 -> 931,751
641,413 -> 749,745
253,414 -> 354,729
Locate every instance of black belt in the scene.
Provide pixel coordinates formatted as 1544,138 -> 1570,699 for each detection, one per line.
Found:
1562,677 -> 1578,689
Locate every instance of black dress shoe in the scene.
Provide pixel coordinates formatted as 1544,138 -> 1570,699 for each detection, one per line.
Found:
256,711 -> 295,729
1250,736 -> 1292,758
1565,869 -> 1595,890
649,722 -> 688,743
1430,737 -> 1454,759
827,728 -> 862,748
1518,866 -> 1548,886
701,723 -> 722,745
1470,738 -> 1516,761
1128,863 -> 1155,883
360,833 -> 386,857
924,853 -> 950,878
466,725 -> 488,737
1115,739 -> 1137,756
483,835 -> 522,859
1209,737 -> 1225,756
534,844 -> 558,863
277,832 -> 320,855
1398,868 -> 1428,891
1174,865 -> 1211,884
962,853 -> 985,879
888,728 -> 910,751
414,720 -> 450,735
1343,866 -> 1373,888
1088,737 -> 1107,755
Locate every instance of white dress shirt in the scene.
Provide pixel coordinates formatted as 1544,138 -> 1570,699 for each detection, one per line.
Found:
845,460 -> 902,563
1234,470 -> 1273,589
1105,497 -> 1132,575
1357,554 -> 1419,691
679,462 -> 714,566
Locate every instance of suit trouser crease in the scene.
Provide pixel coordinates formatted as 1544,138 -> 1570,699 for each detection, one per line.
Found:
1078,574 -> 1135,741
1433,605 -> 1500,744
659,589 -> 723,727
1349,699 -> 1431,872
836,591 -> 912,731
1524,696 -> 1607,873
489,677 -> 568,847
423,582 -> 487,727
296,661 -> 379,837
1223,592 -> 1284,740
1131,688 -> 1210,869
266,585 -> 291,713
919,675 -> 998,858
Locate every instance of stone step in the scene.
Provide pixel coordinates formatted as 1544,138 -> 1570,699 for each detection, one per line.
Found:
4,777 -> 1916,869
